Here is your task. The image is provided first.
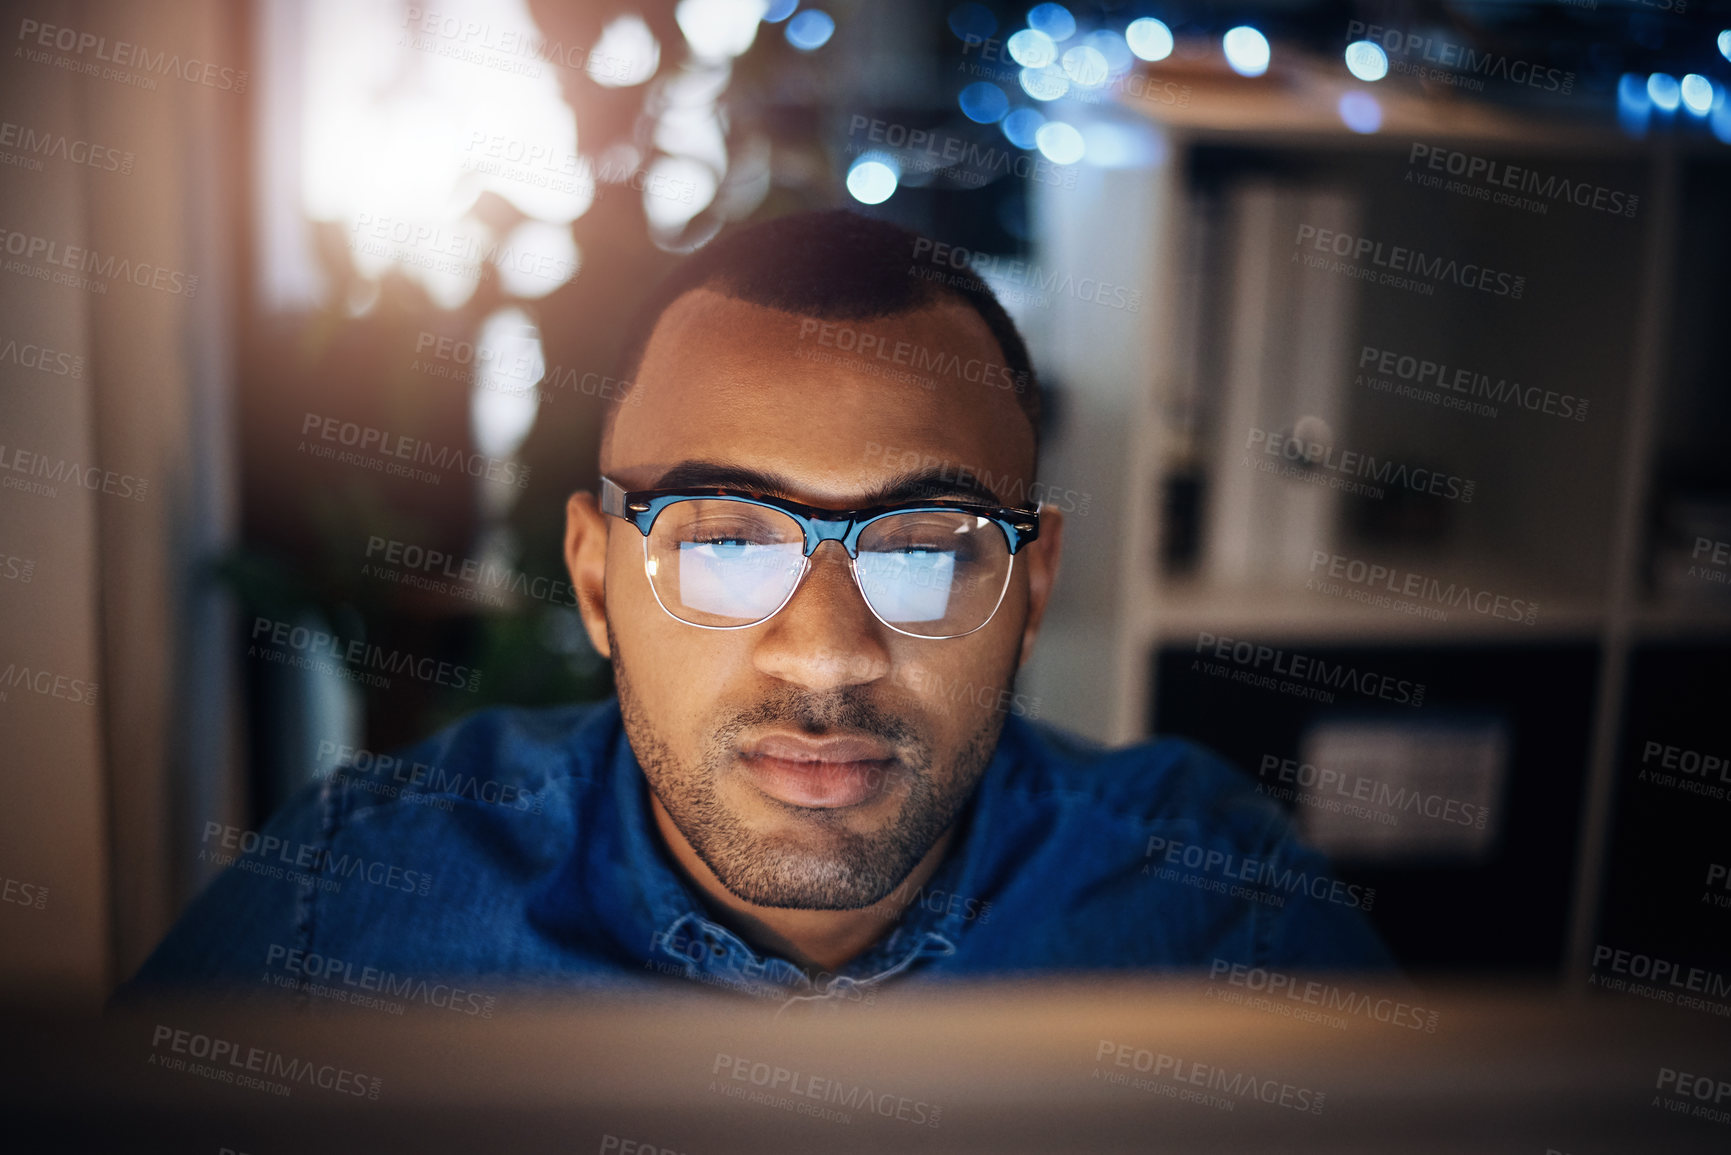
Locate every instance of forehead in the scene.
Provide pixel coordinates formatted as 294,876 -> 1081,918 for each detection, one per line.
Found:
607,288 -> 1037,504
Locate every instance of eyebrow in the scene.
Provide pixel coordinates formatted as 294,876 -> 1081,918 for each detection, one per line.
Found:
648,460 -> 1018,508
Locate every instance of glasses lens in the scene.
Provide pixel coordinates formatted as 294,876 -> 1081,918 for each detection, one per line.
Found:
647,499 -> 806,627
855,511 -> 1013,638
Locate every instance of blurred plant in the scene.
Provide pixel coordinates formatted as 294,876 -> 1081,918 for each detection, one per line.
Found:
233,0 -> 838,759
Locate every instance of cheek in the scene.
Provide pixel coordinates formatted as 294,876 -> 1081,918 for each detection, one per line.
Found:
892,635 -> 1020,730
609,545 -> 744,723
979,572 -> 1033,658
608,530 -> 684,639
876,573 -> 1028,726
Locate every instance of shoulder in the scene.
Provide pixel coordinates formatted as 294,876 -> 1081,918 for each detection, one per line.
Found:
123,699 -> 628,993
992,714 -> 1284,848
957,716 -> 1393,971
326,697 -> 622,821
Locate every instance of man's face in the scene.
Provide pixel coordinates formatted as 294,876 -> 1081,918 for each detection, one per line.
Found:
568,288 -> 1060,911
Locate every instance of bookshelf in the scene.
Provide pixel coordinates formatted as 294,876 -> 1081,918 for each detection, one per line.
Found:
1014,53 -> 1730,977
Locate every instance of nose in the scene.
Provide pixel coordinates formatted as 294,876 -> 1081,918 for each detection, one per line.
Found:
751,540 -> 891,692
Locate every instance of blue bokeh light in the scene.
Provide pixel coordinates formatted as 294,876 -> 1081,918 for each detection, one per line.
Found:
959,81 -> 1011,123
1019,64 -> 1070,101
846,154 -> 898,204
1001,107 -> 1046,149
1007,28 -> 1058,68
786,9 -> 834,50
1027,3 -> 1077,43
1125,17 -> 1173,63
1680,74 -> 1714,116
1344,41 -> 1388,83
1712,88 -> 1731,144
1061,45 -> 1110,88
1223,26 -> 1270,78
1035,120 -> 1085,164
1617,72 -> 1652,137
1338,91 -> 1382,134
1647,72 -> 1680,112
947,2 -> 996,42
1083,29 -> 1133,77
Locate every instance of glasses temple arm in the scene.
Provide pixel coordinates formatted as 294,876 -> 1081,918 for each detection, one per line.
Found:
599,476 -> 628,519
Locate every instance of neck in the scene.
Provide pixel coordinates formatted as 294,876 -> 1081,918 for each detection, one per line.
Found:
648,794 -> 953,974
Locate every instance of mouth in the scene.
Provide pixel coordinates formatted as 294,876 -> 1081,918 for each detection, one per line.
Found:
736,731 -> 901,809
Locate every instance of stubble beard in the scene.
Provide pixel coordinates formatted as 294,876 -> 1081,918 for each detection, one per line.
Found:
609,623 -> 1003,911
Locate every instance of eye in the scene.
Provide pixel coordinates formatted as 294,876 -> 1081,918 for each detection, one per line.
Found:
686,518 -> 781,546
891,538 -> 963,558
878,535 -> 950,554
874,518 -> 972,549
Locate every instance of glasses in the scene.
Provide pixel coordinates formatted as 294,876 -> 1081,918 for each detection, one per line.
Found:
600,476 -> 1041,639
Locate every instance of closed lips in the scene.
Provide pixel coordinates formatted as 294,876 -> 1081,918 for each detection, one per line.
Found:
742,733 -> 894,764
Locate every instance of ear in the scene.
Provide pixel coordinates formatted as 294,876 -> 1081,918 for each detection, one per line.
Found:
1016,507 -> 1063,669
564,491 -> 612,659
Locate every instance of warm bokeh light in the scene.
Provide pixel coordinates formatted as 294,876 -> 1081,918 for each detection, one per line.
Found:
676,0 -> 769,62
295,0 -> 602,313
587,14 -> 660,87
469,306 -> 545,461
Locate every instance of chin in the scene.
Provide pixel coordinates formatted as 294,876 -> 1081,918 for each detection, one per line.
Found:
712,834 -> 908,911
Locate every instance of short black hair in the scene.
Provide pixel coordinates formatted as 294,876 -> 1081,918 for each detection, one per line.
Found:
607,209 -> 1041,458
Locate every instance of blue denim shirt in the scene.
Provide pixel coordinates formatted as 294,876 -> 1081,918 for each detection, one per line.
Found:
126,698 -> 1392,1008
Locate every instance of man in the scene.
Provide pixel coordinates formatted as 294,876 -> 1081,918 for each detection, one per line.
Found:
128,211 -> 1390,1008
